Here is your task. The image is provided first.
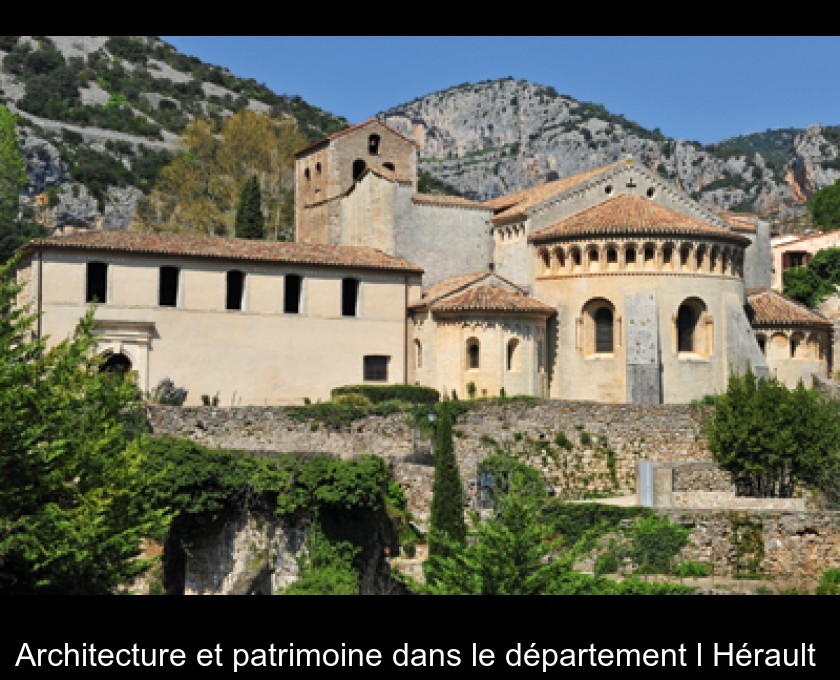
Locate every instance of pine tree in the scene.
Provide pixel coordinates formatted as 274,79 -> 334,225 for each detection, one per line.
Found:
0,260 -> 169,593
234,175 -> 265,239
426,404 -> 467,574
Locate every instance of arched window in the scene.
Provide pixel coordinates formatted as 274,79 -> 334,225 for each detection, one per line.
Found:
507,338 -> 520,371
624,245 -> 637,267
556,248 -> 566,270
415,339 -> 422,369
226,270 -> 245,310
594,307 -> 614,353
790,332 -> 805,359
588,247 -> 600,270
466,338 -> 480,369
643,244 -> 656,268
571,247 -> 582,269
695,245 -> 706,272
662,244 -> 674,268
676,298 -> 709,355
352,159 -> 366,180
100,351 -> 132,374
368,134 -> 381,155
606,246 -> 618,265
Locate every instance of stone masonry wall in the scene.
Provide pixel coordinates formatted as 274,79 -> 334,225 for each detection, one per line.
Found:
658,508 -> 840,585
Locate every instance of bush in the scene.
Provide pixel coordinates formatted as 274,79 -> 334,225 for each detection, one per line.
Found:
149,377 -> 188,406
330,384 -> 439,405
676,561 -> 712,578
333,393 -> 372,407
554,431 -> 573,450
815,568 -> 840,595
628,516 -> 690,573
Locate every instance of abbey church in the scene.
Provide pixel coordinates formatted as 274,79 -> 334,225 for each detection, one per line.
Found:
16,119 -> 834,405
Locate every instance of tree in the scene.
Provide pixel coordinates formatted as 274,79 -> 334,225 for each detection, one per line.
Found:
234,175 -> 265,239
807,179 -> 840,231
0,105 -> 47,263
425,478 -> 566,595
132,110 -> 306,240
425,404 -> 467,578
706,368 -> 840,499
783,248 -> 840,308
0,260 -> 169,593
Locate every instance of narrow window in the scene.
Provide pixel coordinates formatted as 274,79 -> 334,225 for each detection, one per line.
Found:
415,339 -> 422,369
677,303 -> 698,352
342,277 -> 359,317
284,274 -> 302,314
352,159 -> 366,180
790,333 -> 803,358
304,167 -> 311,181
159,266 -> 179,307
606,247 -> 618,264
467,338 -> 480,369
507,339 -> 520,371
662,245 -> 673,266
316,162 -> 322,175
368,134 -> 381,155
757,334 -> 767,356
625,246 -> 636,265
226,270 -> 245,311
86,262 -> 108,303
594,307 -> 613,353
363,355 -> 389,381
644,245 -> 655,265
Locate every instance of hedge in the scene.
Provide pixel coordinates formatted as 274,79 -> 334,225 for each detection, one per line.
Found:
331,384 -> 440,405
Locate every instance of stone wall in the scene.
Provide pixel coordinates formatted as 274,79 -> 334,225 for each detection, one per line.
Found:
658,508 -> 840,585
814,373 -> 840,400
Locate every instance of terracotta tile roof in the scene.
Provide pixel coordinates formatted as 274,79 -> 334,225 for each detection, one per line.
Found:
411,272 -> 491,309
293,118 -> 418,157
746,288 -> 832,327
718,211 -> 758,233
529,194 -> 751,245
22,230 -> 424,274
487,161 -> 624,222
412,193 -> 489,210
772,230 -> 840,248
431,283 -> 555,315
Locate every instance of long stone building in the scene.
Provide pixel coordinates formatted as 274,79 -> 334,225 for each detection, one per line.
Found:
14,119 -> 833,405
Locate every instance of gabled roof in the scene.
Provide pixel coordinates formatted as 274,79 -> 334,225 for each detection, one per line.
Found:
487,162 -> 622,222
746,288 -> 832,327
410,271 -> 553,315
22,230 -> 424,274
293,118 -> 418,157
529,194 -> 751,245
431,284 -> 555,315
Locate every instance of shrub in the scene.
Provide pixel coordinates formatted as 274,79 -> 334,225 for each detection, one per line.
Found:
676,561 -> 711,578
815,568 -> 840,595
330,384 -> 439,405
629,516 -> 690,573
466,381 -> 477,399
149,377 -> 188,406
333,393 -> 372,407
579,431 -> 592,446
555,432 -> 573,450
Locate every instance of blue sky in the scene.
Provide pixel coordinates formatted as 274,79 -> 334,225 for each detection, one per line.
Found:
161,36 -> 840,145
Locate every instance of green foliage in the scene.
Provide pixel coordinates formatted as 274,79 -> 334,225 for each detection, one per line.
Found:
330,383 -> 439,405
234,175 -> 265,239
542,502 -> 650,549
707,368 -> 840,500
579,430 -> 591,446
782,248 -> 840,308
466,381 -> 477,399
478,454 -> 547,503
675,560 -> 711,578
426,480 -> 567,595
426,404 -> 467,572
417,169 -> 463,197
332,392 -> 372,407
0,105 -> 27,223
0,262 -> 169,593
815,568 -> 840,595
628,516 -> 690,573
730,513 -> 764,577
281,521 -> 360,595
287,399 -> 408,430
149,377 -> 188,406
554,431 -> 573,450
807,179 -> 840,231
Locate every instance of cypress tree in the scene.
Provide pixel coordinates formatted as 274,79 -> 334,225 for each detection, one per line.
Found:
234,175 -> 265,239
427,403 -> 467,570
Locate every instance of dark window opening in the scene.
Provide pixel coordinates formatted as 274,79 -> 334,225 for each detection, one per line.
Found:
784,251 -> 808,269
383,162 -> 395,172
86,262 -> 108,303
607,248 -> 618,264
284,274 -> 302,314
757,335 -> 766,355
368,134 -> 381,155
571,249 -> 582,267
644,246 -> 655,263
677,304 -> 698,352
594,307 -> 613,353
342,278 -> 359,317
100,352 -> 131,374
159,266 -> 179,307
304,167 -> 311,181
662,246 -> 673,265
467,339 -> 480,369
364,355 -> 389,381
316,162 -> 322,174
352,159 -> 366,180
625,247 -> 636,265
226,270 -> 245,311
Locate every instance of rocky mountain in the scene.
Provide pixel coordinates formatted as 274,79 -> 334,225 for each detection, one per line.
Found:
380,78 -> 840,229
0,36 -> 346,229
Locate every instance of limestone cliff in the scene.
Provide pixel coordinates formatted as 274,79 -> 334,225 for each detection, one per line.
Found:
379,79 -> 840,222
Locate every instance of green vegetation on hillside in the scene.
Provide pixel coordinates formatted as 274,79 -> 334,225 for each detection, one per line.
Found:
807,178 -> 840,231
